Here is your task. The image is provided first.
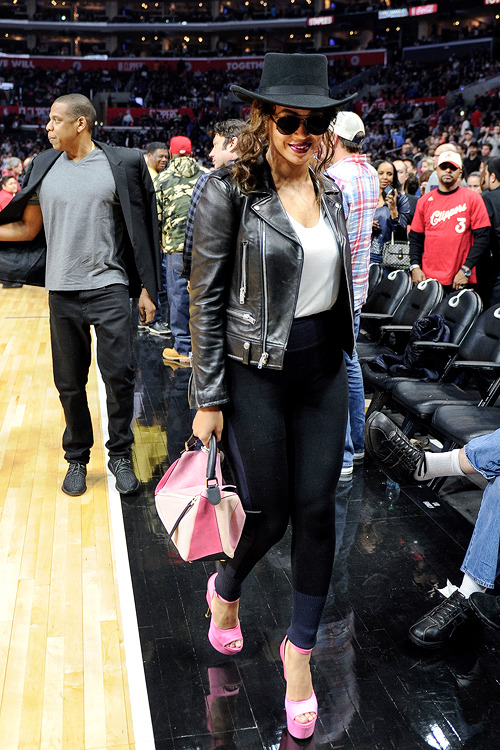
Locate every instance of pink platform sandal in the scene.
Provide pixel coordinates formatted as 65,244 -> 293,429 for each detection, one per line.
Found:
205,572 -> 243,655
280,636 -> 318,740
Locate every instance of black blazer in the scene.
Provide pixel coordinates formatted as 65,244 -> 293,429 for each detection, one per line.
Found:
0,141 -> 161,300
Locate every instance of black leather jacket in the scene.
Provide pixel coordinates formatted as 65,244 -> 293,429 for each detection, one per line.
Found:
189,159 -> 355,409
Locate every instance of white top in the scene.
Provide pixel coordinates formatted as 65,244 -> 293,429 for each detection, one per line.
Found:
287,210 -> 341,318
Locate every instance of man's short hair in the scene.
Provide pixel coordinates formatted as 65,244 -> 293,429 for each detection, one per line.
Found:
488,156 -> 500,181
1,174 -> 16,187
403,156 -> 415,168
213,119 -> 245,148
147,141 -> 167,154
468,141 -> 479,149
406,173 -> 420,195
53,93 -> 96,133
4,157 -> 21,170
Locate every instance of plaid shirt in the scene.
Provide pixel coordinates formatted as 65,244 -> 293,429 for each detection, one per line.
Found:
182,171 -> 211,279
327,155 -> 379,310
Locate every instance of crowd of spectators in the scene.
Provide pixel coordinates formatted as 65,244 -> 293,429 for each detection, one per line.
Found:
1,50 -> 500,176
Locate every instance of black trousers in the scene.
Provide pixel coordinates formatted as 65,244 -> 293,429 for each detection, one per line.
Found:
49,285 -> 135,464
217,315 -> 349,649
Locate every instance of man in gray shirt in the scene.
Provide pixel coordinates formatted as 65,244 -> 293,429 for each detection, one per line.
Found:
0,94 -> 161,496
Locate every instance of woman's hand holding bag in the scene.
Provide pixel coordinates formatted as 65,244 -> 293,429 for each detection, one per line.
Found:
155,433 -> 245,562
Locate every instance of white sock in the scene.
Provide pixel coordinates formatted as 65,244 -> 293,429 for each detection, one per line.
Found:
414,448 -> 465,481
458,573 -> 487,599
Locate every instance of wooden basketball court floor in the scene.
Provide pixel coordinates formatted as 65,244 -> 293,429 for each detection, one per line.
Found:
5,285 -> 500,750
0,285 -> 154,750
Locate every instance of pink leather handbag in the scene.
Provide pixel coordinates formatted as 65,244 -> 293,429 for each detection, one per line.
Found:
155,434 -> 246,562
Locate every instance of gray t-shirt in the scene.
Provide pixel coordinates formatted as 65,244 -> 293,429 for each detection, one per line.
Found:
29,147 -> 128,291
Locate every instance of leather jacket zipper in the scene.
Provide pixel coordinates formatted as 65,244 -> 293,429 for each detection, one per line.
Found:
239,240 -> 248,304
258,223 -> 269,369
227,308 -> 256,325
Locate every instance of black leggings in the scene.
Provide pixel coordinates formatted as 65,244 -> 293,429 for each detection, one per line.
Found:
217,316 -> 348,649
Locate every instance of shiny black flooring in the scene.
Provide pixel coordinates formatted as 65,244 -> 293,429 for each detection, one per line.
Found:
125,330 -> 500,750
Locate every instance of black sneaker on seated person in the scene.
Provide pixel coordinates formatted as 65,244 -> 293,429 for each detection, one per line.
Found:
409,591 -> 474,649
108,456 -> 140,495
364,411 -> 427,485
62,462 -> 87,496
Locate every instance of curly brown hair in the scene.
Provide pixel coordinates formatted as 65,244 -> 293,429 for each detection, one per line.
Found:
232,100 -> 336,194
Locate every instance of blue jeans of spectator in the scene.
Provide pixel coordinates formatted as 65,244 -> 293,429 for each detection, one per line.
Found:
343,310 -> 365,469
152,253 -> 168,325
49,285 -> 135,464
461,428 -> 500,588
165,251 -> 191,355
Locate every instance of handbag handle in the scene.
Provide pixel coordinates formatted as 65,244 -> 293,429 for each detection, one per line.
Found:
182,433 -> 221,504
206,433 -> 221,506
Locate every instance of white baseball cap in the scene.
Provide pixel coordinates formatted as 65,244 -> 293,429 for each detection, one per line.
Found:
332,111 -> 365,143
437,151 -> 463,170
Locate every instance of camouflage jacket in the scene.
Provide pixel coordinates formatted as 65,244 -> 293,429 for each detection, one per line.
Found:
154,156 -> 209,254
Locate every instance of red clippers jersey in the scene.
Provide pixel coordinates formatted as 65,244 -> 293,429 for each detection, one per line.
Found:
411,186 -> 490,285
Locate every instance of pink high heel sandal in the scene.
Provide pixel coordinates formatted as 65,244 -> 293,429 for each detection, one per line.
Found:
280,636 -> 318,740
205,572 -> 243,655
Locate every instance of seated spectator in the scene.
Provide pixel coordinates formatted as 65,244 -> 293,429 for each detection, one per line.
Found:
467,171 -> 482,193
365,413 -> 500,646
403,156 -> 417,177
405,173 -> 420,222
418,156 -> 434,180
418,172 -> 429,193
393,158 -> 409,193
0,174 -> 18,210
2,157 -> 22,190
462,141 -> 481,178
483,124 -> 500,157
481,142 -> 492,161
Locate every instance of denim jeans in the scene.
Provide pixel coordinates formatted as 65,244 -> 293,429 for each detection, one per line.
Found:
343,310 -> 365,469
165,252 -> 191,355
49,285 -> 135,463
152,253 -> 168,325
461,428 -> 500,588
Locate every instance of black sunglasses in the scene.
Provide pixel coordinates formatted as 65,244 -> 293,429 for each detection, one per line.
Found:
271,113 -> 330,136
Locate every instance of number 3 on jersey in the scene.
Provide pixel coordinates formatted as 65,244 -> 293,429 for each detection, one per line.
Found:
455,217 -> 466,234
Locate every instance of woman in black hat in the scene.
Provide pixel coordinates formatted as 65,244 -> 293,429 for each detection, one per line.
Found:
189,53 -> 355,740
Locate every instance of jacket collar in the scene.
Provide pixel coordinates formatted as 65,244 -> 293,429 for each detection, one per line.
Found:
248,155 -> 341,243
248,154 -> 339,196
96,140 -> 121,165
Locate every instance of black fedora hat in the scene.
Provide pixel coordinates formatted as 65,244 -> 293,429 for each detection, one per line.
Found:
231,53 -> 356,111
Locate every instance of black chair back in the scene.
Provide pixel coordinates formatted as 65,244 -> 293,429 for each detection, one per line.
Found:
390,278 -> 443,327
361,270 -> 411,317
432,289 -> 482,346
458,304 -> 500,363
365,263 -> 384,304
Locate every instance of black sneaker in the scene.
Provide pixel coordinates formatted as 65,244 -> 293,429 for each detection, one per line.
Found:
147,321 -> 171,337
409,591 -> 473,649
108,456 -> 140,495
365,412 -> 427,485
62,462 -> 87,496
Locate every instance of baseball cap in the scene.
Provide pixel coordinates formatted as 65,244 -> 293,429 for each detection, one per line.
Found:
332,111 -> 365,143
437,151 -> 462,170
169,135 -> 192,155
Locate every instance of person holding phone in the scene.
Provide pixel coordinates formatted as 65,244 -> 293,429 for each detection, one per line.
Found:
370,159 -> 410,264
